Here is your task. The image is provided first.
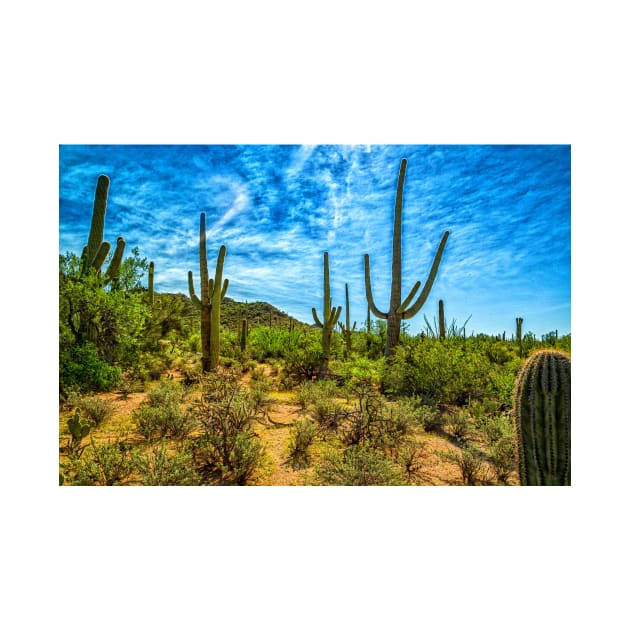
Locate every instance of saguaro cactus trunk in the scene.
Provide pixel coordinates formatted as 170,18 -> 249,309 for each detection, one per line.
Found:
312,252 -> 342,377
338,283 -> 357,358
188,212 -> 229,372
513,349 -> 571,485
364,158 -> 449,357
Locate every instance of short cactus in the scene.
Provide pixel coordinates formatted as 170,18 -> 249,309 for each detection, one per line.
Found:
516,317 -> 524,356
188,212 -> 229,372
338,283 -> 357,357
438,299 -> 446,341
67,409 -> 92,457
312,252 -> 342,376
148,261 -> 155,306
513,349 -> 571,485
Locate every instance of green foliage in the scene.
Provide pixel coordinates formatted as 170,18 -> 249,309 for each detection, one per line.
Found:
73,395 -> 116,427
315,445 -> 405,485
59,342 -> 121,394
189,369 -> 266,484
513,349 -> 571,485
133,443 -> 201,486
70,439 -> 135,486
134,380 -> 193,442
287,418 -> 318,469
67,409 -> 92,457
442,445 -> 487,486
382,338 -> 493,405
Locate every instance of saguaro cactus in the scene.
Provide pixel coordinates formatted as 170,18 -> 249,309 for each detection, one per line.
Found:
312,252 -> 342,376
364,158 -> 449,357
240,317 -> 248,353
438,299 -> 446,341
80,174 -> 126,285
188,212 -> 229,372
513,349 -> 571,485
516,317 -> 524,357
148,261 -> 155,306
338,283 -> 357,357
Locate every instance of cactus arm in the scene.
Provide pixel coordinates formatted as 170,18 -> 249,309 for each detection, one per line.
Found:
397,281 -> 421,315
207,278 -> 215,299
91,241 -> 111,271
363,254 -> 388,319
221,279 -> 229,300
199,212 -> 209,305
329,305 -> 342,329
188,271 -> 201,307
399,230 -> 450,319
86,174 -> 109,264
312,307 -> 324,328
103,237 -> 126,284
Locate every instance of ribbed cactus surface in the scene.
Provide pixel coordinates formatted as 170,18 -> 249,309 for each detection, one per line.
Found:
513,349 -> 571,485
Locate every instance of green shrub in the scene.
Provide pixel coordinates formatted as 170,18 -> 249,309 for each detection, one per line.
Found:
315,445 -> 405,486
59,342 -> 121,394
445,409 -> 471,441
490,436 -> 516,484
287,418 -> 318,469
134,380 -> 193,441
442,445 -> 486,486
74,396 -> 116,427
70,440 -> 136,486
133,443 -> 201,486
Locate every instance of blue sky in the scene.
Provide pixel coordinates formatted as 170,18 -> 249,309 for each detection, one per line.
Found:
59,145 -> 570,337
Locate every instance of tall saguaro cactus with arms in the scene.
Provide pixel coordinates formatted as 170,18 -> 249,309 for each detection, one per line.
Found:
312,252 -> 342,376
364,158 -> 450,357
80,174 -> 126,285
188,212 -> 229,372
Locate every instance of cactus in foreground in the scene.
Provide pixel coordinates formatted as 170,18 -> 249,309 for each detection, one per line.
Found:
338,283 -> 357,357
188,212 -> 229,372
513,349 -> 571,485
67,409 -> 92,457
312,252 -> 342,376
80,174 -> 126,285
364,158 -> 449,357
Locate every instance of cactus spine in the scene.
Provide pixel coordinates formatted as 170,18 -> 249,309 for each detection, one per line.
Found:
438,299 -> 446,341
188,212 -> 229,372
364,158 -> 449,357
312,252 -> 342,376
338,283 -> 357,357
81,174 -> 125,285
513,349 -> 571,485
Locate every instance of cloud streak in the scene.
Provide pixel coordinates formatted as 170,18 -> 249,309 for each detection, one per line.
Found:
59,145 -> 570,337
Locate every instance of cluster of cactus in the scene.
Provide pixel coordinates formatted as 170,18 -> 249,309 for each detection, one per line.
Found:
312,252 -> 342,375
364,158 -> 450,357
188,212 -> 229,372
512,349 -> 571,485
80,174 -> 125,286
338,283 -> 357,357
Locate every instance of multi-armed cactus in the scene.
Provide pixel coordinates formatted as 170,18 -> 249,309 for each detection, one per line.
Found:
513,349 -> 571,485
80,174 -> 126,286
312,252 -> 342,376
188,212 -> 229,372
364,158 -> 450,357
338,283 -> 357,357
